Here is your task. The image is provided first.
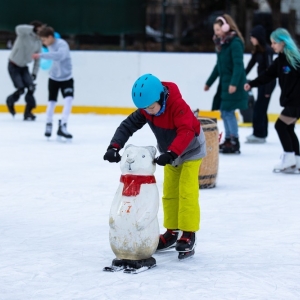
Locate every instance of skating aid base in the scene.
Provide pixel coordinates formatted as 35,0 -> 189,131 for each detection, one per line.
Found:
103,257 -> 156,274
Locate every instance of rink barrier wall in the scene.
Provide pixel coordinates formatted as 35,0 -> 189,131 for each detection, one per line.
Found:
0,50 -> 285,121
0,104 -> 288,123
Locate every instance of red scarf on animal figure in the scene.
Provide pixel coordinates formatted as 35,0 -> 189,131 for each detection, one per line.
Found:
120,175 -> 156,196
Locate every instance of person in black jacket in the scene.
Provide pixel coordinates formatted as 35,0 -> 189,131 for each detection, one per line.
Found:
245,25 -> 276,143
245,28 -> 300,173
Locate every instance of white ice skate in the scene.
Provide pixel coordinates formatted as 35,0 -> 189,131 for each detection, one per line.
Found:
283,155 -> 300,174
45,123 -> 52,139
273,152 -> 296,173
245,134 -> 266,144
296,156 -> 300,171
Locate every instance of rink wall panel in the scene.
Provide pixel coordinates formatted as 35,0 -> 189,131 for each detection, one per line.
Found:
0,50 -> 283,119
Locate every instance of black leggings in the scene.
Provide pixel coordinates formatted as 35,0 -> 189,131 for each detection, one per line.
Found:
275,119 -> 300,155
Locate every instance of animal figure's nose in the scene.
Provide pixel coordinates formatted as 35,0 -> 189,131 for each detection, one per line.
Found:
127,158 -> 135,164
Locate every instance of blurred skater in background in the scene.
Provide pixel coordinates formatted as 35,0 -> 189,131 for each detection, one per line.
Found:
33,26 -> 74,141
6,21 -> 44,121
245,25 -> 276,144
245,28 -> 300,173
204,14 -> 248,154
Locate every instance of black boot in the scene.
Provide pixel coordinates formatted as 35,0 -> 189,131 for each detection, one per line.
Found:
24,105 -> 36,121
219,138 -> 231,153
223,137 -> 240,154
45,123 -> 53,137
175,231 -> 196,252
57,120 -> 73,139
24,87 -> 37,120
156,229 -> 181,251
6,94 -> 18,116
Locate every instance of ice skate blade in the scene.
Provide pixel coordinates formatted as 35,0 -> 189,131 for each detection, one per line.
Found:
178,249 -> 195,260
221,151 -> 241,155
274,167 -> 300,174
245,140 -> 265,144
155,243 -> 177,252
57,135 -> 72,143
220,148 -> 241,154
103,265 -> 125,272
155,246 -> 176,253
123,265 -> 156,274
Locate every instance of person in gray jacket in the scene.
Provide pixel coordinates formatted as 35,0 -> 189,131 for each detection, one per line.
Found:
6,21 -> 43,120
32,26 -> 74,140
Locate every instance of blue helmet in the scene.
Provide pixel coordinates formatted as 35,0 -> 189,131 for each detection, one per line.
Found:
131,74 -> 164,108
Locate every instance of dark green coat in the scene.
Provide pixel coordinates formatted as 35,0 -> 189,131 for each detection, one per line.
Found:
206,36 -> 248,111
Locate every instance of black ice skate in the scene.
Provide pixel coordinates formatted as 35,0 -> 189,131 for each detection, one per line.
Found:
178,249 -> 195,260
6,95 -> 16,116
103,257 -> 156,274
24,112 -> 36,121
57,120 -> 73,140
222,137 -> 241,154
156,229 -> 181,251
175,231 -> 196,260
45,123 -> 53,138
219,138 -> 231,153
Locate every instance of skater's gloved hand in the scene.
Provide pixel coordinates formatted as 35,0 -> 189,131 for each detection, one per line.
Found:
31,74 -> 36,81
103,145 -> 121,163
154,151 -> 178,166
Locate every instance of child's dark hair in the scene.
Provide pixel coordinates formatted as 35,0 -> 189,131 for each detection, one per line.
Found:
30,20 -> 44,33
39,26 -> 55,38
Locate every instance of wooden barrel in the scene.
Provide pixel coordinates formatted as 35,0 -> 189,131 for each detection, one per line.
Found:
198,117 -> 219,189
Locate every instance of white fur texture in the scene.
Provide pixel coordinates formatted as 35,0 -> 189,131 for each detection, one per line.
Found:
109,145 -> 160,260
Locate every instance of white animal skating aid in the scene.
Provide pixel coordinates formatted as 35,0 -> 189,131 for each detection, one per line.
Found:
103,144 -> 160,274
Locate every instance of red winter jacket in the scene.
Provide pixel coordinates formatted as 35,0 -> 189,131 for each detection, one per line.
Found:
110,82 -> 201,157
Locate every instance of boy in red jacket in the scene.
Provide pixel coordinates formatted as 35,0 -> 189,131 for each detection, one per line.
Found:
103,74 -> 206,259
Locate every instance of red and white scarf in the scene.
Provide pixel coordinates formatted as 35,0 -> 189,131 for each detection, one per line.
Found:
120,174 -> 156,196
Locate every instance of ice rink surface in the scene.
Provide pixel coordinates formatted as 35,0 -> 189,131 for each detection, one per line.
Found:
1,113 -> 299,300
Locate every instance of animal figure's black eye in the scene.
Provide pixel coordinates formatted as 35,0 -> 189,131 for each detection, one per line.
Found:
142,155 -> 145,158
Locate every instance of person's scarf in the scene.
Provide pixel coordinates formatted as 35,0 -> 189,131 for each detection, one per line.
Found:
213,31 -> 237,52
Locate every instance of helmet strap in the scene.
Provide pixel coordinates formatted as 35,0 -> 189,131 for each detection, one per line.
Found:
154,86 -> 169,116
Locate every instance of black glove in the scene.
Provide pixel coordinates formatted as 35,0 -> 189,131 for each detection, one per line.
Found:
103,145 -> 121,163
31,74 -> 36,81
154,151 -> 178,166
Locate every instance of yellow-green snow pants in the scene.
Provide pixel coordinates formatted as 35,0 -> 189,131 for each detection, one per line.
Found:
162,158 -> 202,232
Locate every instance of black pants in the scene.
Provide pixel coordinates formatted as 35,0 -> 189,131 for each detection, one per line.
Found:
7,61 -> 36,112
252,83 -> 275,138
8,61 -> 33,89
275,107 -> 300,155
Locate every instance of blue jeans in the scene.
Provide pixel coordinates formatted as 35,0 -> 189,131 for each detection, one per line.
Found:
221,110 -> 238,138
